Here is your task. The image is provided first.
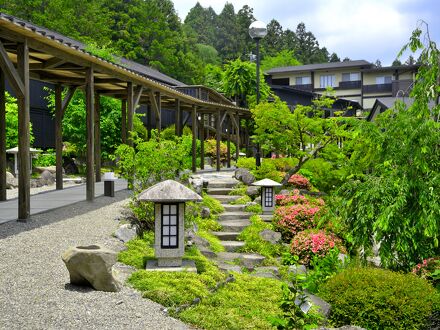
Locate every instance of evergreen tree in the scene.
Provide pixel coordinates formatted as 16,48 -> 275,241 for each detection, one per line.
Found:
329,52 -> 341,62
215,3 -> 241,61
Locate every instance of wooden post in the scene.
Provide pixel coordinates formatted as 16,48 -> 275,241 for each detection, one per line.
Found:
192,106 -> 197,173
17,40 -> 30,220
156,92 -> 161,134
55,84 -> 63,190
227,116 -> 231,168
176,99 -> 182,137
85,66 -> 95,201
0,69 -> 5,201
147,104 -> 152,140
200,113 -> 204,170
94,93 -> 101,182
216,110 -> 221,172
121,99 -> 127,144
127,82 -> 133,147
235,114 -> 240,161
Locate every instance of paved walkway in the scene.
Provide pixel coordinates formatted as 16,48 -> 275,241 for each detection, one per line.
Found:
0,179 -> 128,224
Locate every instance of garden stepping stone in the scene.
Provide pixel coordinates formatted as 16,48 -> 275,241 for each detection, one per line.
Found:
206,187 -> 233,195
222,204 -> 246,212
219,219 -> 250,232
250,266 -> 280,279
215,261 -> 243,274
221,240 -> 245,252
211,231 -> 241,241
218,212 -> 251,221
216,252 -> 265,270
208,195 -> 242,203
259,214 -> 273,222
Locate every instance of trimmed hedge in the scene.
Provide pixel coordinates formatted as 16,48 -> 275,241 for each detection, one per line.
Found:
319,267 -> 440,329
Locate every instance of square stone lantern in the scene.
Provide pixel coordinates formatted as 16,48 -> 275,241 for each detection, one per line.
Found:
6,146 -> 41,176
252,178 -> 282,213
138,180 -> 202,270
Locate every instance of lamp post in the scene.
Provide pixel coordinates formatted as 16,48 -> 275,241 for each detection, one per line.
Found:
249,20 -> 267,167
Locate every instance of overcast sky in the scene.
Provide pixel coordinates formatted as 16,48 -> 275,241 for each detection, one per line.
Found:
173,0 -> 440,66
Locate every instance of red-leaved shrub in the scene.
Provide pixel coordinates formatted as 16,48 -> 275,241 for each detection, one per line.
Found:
288,174 -> 310,189
290,230 -> 345,265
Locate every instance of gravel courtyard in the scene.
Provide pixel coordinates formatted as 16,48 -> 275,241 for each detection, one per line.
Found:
0,190 -> 188,330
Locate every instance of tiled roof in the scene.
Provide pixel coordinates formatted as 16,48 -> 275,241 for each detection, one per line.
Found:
266,60 -> 373,74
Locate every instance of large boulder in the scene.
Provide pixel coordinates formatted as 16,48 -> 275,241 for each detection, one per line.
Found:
189,176 -> 204,194
115,224 -> 137,243
62,245 -> 121,292
40,169 -> 55,186
246,186 -> 260,198
259,229 -> 282,244
234,168 -> 255,185
6,171 -> 17,189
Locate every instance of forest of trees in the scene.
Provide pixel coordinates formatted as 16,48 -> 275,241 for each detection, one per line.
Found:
0,0 -> 341,85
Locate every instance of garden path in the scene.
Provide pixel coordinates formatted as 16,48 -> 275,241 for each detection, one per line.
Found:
0,190 -> 188,330
196,171 -> 269,273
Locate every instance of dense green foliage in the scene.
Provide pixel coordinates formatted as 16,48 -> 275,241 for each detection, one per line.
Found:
4,92 -> 34,149
334,27 -> 440,270
319,267 -> 440,329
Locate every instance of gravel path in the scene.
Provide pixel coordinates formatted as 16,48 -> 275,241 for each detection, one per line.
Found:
0,190 -> 188,330
6,182 -> 79,200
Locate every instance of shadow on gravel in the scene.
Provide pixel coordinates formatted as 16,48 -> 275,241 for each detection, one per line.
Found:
64,283 -> 96,293
0,190 -> 131,240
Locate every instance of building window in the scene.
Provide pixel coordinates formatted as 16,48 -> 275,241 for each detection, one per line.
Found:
295,76 -> 311,85
342,72 -> 360,81
161,204 -> 178,249
264,187 -> 273,208
320,75 -> 335,88
376,76 -> 392,84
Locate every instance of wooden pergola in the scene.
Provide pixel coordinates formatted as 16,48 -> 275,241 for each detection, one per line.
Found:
0,13 -> 251,221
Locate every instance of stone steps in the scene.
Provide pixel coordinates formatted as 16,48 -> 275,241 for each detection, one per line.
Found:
221,240 -> 245,252
211,231 -> 241,241
207,181 -> 237,189
208,195 -> 241,203
218,212 -> 251,221
260,214 -> 273,223
222,204 -> 246,212
206,188 -> 233,195
216,252 -> 265,269
220,219 -> 250,232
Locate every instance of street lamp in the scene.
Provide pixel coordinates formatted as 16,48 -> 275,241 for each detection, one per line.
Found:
249,20 -> 267,167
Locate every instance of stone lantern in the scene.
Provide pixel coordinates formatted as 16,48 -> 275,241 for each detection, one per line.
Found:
6,146 -> 40,176
252,178 -> 282,213
138,180 -> 202,270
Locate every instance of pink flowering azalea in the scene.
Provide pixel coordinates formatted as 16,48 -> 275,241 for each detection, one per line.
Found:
288,174 -> 310,189
290,230 -> 345,265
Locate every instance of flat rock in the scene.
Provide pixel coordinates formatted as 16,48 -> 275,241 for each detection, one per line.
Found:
288,264 -> 307,276
62,244 -> 121,292
115,224 -> 137,243
216,262 -> 242,273
305,291 -> 331,317
259,229 -> 282,244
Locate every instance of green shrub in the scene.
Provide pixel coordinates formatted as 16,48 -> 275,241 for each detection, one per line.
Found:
253,160 -> 283,182
230,195 -> 251,205
236,157 -> 256,171
34,149 -> 56,167
228,183 -> 247,196
301,158 -> 346,193
237,215 -> 285,259
319,267 -> 440,329
202,193 -> 225,214
244,203 -> 262,214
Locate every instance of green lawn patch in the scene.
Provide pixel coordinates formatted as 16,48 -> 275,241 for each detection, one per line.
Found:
117,232 -> 155,269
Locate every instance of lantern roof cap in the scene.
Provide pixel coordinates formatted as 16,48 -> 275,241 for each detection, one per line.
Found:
138,180 -> 202,202
6,146 -> 40,154
252,178 -> 282,187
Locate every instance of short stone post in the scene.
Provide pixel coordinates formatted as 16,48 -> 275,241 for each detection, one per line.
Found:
252,178 -> 282,213
138,180 -> 202,270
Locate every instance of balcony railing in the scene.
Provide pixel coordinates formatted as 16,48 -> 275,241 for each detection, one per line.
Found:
363,83 -> 392,94
339,80 -> 361,89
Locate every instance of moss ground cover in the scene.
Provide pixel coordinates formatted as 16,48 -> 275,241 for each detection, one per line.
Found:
178,273 -> 283,330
